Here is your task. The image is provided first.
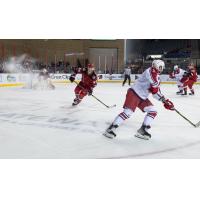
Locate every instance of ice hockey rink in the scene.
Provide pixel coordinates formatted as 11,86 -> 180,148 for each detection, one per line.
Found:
0,83 -> 200,159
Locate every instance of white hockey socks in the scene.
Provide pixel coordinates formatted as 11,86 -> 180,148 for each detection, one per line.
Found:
143,106 -> 157,127
113,108 -> 133,126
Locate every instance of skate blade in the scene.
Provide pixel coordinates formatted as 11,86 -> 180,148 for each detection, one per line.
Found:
72,102 -> 80,106
103,132 -> 115,139
135,133 -> 150,140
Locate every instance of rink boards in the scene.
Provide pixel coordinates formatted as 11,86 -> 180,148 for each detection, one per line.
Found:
0,73 -> 200,87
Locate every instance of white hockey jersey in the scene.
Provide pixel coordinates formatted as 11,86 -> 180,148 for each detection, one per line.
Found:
132,67 -> 164,101
171,68 -> 185,81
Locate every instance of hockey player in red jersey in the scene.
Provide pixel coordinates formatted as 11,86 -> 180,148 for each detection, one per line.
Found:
181,63 -> 198,95
69,64 -> 97,106
104,60 -> 174,140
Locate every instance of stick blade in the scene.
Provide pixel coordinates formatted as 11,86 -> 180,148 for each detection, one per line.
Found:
195,121 -> 200,128
108,104 -> 116,108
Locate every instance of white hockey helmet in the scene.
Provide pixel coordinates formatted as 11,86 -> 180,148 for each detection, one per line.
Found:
42,68 -> 47,73
152,60 -> 165,73
174,65 -> 179,71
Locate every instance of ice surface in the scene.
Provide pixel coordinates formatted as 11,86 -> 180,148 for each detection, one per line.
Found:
0,83 -> 200,158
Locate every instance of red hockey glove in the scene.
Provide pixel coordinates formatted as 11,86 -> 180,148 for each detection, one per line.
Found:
163,99 -> 174,111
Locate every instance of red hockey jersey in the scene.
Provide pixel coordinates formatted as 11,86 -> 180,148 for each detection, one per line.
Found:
72,67 -> 97,90
188,68 -> 198,82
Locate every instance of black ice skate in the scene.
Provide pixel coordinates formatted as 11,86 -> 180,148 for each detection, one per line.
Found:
181,90 -> 187,96
72,98 -> 81,106
176,90 -> 183,95
189,91 -> 195,95
135,125 -> 151,140
103,124 -> 118,139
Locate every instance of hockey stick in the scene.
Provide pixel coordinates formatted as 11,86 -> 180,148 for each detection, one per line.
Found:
73,81 -> 116,108
90,94 -> 116,108
174,108 -> 200,128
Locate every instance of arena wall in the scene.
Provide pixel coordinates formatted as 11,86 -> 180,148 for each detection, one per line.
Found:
0,39 -> 124,72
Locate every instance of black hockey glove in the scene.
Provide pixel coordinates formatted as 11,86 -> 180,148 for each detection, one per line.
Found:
183,71 -> 190,77
88,89 -> 93,96
69,75 -> 75,82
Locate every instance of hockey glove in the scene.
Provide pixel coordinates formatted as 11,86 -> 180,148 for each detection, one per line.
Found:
163,99 -> 174,111
69,75 -> 75,82
88,89 -> 93,96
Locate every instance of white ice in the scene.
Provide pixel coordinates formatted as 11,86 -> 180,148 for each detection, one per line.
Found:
0,83 -> 200,158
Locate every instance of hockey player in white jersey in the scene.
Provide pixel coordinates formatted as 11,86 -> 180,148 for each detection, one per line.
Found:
169,65 -> 185,94
104,60 -> 175,140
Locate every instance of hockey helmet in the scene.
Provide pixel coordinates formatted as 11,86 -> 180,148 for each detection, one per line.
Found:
42,68 -> 47,73
152,60 -> 165,73
173,65 -> 179,71
188,63 -> 195,69
87,64 -> 94,68
87,64 -> 95,74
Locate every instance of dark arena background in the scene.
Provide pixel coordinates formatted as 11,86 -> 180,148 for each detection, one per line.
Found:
0,39 -> 200,75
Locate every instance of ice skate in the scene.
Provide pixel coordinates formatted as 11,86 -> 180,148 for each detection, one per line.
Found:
72,98 -> 80,106
48,84 -> 55,90
176,90 -> 183,95
181,90 -> 187,96
189,90 -> 195,95
135,125 -> 151,140
181,93 -> 187,96
103,124 -> 118,139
